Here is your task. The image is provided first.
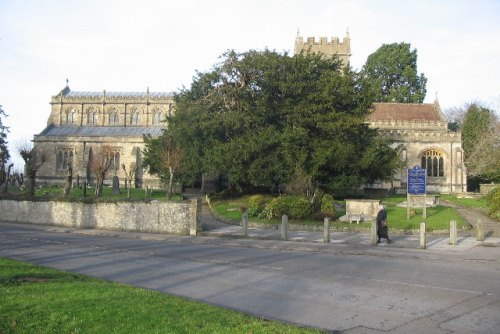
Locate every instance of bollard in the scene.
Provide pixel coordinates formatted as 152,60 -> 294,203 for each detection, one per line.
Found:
323,217 -> 330,243
83,181 -> 87,197
371,220 -> 378,245
449,220 -> 457,245
419,222 -> 426,249
476,219 -> 485,241
281,215 -> 288,241
242,212 -> 248,237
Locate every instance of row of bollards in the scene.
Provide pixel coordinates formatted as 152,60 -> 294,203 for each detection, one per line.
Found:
241,215 -> 487,248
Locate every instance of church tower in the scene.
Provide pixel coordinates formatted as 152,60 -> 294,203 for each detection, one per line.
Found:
294,29 -> 351,67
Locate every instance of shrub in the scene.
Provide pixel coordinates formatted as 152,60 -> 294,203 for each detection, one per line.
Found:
485,187 -> 500,219
262,195 -> 312,219
247,195 -> 266,217
320,194 -> 336,217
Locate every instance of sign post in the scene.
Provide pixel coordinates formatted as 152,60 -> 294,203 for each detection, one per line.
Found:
407,166 -> 427,220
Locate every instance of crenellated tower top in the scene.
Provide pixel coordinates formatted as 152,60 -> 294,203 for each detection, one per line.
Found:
294,29 -> 351,67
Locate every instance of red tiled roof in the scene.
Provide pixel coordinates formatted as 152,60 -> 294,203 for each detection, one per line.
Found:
368,103 -> 443,122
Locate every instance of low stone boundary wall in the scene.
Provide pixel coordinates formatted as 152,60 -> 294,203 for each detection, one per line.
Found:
0,199 -> 201,235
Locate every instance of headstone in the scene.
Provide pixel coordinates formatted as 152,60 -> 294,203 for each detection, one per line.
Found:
112,176 -> 120,195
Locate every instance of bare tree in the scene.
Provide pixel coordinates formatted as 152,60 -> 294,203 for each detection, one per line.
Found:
160,138 -> 182,199
89,145 -> 114,197
17,142 -> 46,197
121,162 -> 136,198
2,163 -> 13,193
465,122 -> 500,180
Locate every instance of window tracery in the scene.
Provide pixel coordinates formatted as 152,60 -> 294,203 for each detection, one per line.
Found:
420,149 -> 445,177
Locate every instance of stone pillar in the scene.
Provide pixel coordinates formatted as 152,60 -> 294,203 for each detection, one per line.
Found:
242,212 -> 248,237
189,197 -> 201,236
323,217 -> 330,243
419,222 -> 426,249
281,215 -> 288,241
476,219 -> 485,241
371,220 -> 377,245
449,220 -> 457,245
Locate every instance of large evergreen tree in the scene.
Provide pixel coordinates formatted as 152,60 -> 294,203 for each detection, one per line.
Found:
145,50 -> 400,194
362,42 -> 427,103
0,105 -> 10,185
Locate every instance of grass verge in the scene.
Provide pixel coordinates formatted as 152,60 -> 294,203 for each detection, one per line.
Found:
0,257 -> 322,334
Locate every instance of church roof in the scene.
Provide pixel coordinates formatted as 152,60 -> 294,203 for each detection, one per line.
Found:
38,125 -> 164,137
368,102 -> 444,122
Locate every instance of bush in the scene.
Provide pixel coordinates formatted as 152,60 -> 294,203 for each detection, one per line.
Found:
485,187 -> 500,219
320,194 -> 336,217
247,195 -> 266,217
262,195 -> 312,219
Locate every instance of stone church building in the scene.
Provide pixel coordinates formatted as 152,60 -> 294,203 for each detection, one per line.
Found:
33,84 -> 173,188
33,32 -> 467,193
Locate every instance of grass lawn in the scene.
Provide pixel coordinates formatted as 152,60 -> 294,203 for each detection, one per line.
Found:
0,257 -> 322,334
440,194 -> 488,209
212,194 -> 467,231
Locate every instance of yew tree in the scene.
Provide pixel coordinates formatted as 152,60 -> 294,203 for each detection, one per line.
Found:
149,50 -> 400,194
362,42 -> 427,103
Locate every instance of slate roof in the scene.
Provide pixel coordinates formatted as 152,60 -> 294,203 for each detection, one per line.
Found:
368,103 -> 444,122
38,125 -> 164,137
63,91 -> 173,99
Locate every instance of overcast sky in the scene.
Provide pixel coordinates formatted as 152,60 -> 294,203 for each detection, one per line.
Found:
1,0 -> 499,168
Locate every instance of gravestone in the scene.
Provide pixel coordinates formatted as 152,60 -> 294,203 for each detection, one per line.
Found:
112,176 -> 120,195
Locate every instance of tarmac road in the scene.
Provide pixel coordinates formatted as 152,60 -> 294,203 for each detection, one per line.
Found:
1,222 -> 500,333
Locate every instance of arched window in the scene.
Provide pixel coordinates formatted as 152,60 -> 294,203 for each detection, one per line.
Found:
86,107 -> 99,125
152,107 -> 163,125
130,111 -> 140,125
420,149 -> 445,177
108,109 -> 119,125
87,112 -> 97,124
108,150 -> 120,171
56,149 -> 74,171
56,151 -> 63,170
65,108 -> 77,124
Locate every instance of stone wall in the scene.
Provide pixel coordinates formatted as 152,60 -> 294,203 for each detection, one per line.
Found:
480,184 -> 498,195
0,199 -> 201,235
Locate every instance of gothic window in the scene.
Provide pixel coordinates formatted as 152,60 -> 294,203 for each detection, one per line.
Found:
152,107 -> 163,125
420,149 -> 445,177
130,111 -> 140,125
87,112 -> 97,124
108,108 -> 119,125
110,151 -> 120,171
65,108 -> 77,124
86,107 -> 99,125
56,148 -> 74,171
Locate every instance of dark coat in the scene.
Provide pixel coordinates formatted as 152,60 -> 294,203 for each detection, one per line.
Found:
376,209 -> 388,239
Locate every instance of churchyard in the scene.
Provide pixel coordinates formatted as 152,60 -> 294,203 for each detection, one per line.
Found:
210,194 -> 472,232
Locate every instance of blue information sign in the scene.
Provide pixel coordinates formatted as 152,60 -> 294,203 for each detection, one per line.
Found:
408,166 -> 426,195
